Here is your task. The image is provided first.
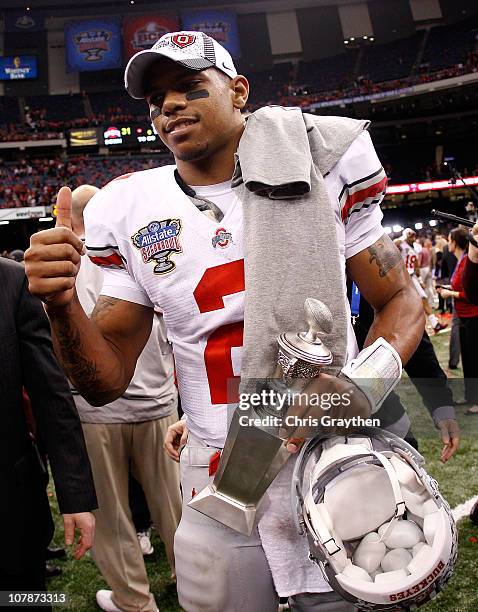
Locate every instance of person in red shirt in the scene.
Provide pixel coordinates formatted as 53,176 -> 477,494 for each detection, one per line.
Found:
459,222 -> 478,525
462,221 -> 478,306
437,227 -> 478,414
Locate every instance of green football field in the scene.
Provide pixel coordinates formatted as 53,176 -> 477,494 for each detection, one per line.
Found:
47,331 -> 478,611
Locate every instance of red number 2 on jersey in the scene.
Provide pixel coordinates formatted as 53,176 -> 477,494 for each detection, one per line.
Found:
193,259 -> 245,404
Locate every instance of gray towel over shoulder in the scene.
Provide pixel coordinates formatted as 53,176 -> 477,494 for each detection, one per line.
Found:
232,106 -> 370,383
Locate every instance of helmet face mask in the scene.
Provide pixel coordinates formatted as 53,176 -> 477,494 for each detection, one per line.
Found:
292,428 -> 458,611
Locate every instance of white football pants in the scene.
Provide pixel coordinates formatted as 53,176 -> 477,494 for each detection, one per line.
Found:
174,432 -> 354,612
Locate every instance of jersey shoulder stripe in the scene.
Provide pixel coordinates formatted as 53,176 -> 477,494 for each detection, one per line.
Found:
85,245 -> 125,269
340,171 -> 387,224
89,253 -> 124,269
338,166 -> 385,201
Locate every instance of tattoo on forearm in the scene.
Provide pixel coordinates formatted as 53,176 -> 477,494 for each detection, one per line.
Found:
54,296 -> 122,394
54,318 -> 100,393
367,235 -> 402,278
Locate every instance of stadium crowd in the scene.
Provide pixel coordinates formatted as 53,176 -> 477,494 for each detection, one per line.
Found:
279,50 -> 478,109
0,40 -> 476,142
0,56 -> 472,143
0,155 -> 172,209
1,153 -> 476,210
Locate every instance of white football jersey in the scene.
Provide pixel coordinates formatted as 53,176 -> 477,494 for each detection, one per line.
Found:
400,241 -> 420,276
84,130 -> 387,446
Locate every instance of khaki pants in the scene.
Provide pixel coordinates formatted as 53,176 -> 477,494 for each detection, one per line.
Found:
83,414 -> 181,612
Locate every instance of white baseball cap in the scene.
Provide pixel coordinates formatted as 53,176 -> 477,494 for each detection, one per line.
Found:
125,31 -> 237,100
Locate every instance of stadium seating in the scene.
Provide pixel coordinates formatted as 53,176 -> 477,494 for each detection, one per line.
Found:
246,62 -> 294,107
25,93 -> 87,122
0,13 -> 476,201
296,50 -> 358,95
359,33 -> 422,83
0,15 -> 476,143
0,95 -> 20,124
0,154 -> 172,209
421,15 -> 478,71
89,91 -> 148,123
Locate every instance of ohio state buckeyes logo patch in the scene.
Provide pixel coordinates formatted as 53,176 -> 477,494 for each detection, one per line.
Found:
132,219 -> 182,275
171,34 -> 196,49
212,227 -> 233,249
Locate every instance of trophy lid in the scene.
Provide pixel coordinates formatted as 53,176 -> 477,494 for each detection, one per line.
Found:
278,332 -> 333,365
277,298 -> 333,366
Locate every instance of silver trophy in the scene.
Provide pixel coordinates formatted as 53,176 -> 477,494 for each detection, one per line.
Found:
188,298 -> 333,535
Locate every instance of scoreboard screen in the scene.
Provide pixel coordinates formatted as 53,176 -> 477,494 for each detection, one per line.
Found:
69,127 -> 99,147
102,124 -> 162,147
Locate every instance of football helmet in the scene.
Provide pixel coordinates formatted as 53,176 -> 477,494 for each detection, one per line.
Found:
292,428 -> 458,610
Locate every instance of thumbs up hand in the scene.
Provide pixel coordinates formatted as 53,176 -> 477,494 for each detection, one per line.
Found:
25,187 -> 85,309
55,186 -> 74,230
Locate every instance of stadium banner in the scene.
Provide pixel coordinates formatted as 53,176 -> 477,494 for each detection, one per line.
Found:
386,175 -> 478,195
0,207 -> 48,222
0,56 -> 38,81
65,19 -> 122,72
5,11 -> 44,32
307,86 -> 415,110
180,9 -> 241,57
123,14 -> 180,59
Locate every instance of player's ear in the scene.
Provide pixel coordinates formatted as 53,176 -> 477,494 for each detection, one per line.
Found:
231,76 -> 249,110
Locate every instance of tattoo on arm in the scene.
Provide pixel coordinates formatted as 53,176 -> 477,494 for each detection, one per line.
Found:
91,296 -> 121,322
367,235 -> 403,278
55,296 -> 122,395
54,317 -> 100,393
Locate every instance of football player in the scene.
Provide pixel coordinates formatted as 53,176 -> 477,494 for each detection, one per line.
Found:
25,32 -> 424,612
396,228 -> 447,334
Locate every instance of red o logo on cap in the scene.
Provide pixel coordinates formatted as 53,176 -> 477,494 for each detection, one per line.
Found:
171,34 -> 196,49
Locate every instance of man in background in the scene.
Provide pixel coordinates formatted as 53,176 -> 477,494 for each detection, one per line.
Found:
419,237 -> 434,305
69,185 -> 181,612
396,228 -> 447,333
0,256 -> 96,598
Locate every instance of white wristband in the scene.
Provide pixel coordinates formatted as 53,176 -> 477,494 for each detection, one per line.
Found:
338,337 -> 402,413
